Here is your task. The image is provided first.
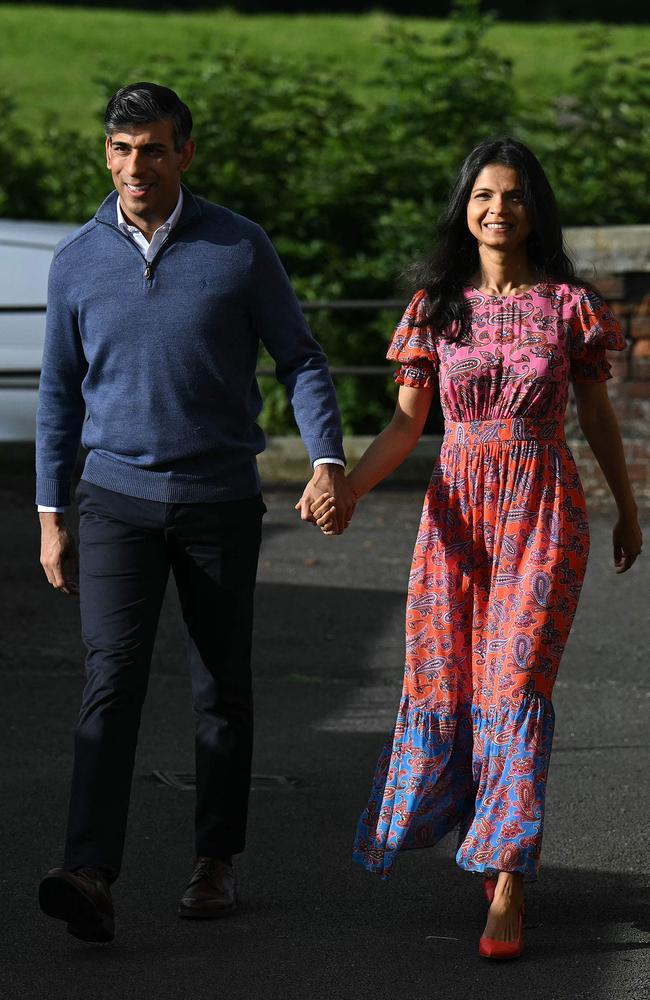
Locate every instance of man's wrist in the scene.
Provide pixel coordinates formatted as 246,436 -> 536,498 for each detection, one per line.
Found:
312,463 -> 345,483
39,510 -> 67,527
312,458 -> 345,469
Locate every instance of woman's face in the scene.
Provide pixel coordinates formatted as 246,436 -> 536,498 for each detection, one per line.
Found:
466,163 -> 531,252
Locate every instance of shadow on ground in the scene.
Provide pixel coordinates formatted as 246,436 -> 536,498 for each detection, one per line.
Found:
1,473 -> 648,999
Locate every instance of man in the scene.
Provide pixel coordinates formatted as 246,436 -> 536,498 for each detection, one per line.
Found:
36,82 -> 354,943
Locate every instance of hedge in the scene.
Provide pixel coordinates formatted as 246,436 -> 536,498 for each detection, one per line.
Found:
1,0 -> 648,432
15,1 -> 650,24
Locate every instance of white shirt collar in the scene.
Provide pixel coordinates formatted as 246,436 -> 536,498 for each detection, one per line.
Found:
116,187 -> 184,241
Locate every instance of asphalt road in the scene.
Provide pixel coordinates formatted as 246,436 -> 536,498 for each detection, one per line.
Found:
1,463 -> 648,1000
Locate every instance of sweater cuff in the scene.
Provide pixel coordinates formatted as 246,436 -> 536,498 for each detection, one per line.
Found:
36,477 -> 72,507
304,437 -> 346,466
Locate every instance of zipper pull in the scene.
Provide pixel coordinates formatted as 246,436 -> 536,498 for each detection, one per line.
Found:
144,262 -> 152,280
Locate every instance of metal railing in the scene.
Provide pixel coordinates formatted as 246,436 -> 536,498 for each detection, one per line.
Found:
0,299 -> 406,387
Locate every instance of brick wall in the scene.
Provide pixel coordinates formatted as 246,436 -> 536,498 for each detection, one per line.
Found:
562,226 -> 650,508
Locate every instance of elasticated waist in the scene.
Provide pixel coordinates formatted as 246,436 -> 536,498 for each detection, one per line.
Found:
443,418 -> 565,447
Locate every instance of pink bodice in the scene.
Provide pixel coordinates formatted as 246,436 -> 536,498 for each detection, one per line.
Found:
388,283 -> 625,423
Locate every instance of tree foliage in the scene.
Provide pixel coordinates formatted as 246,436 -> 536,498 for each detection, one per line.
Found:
18,1 -> 650,24
527,27 -> 650,225
0,92 -> 47,218
2,0 -> 648,432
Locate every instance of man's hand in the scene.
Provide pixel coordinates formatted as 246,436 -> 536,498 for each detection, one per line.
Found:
39,512 -> 79,595
294,464 -> 356,535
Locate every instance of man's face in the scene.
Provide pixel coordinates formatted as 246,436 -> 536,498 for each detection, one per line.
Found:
105,119 -> 195,231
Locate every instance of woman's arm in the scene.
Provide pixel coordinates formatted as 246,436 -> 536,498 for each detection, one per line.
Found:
348,384 -> 435,498
572,380 -> 643,572
311,383 -> 435,531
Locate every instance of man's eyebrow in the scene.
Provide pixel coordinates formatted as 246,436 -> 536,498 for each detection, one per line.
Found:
109,139 -> 167,151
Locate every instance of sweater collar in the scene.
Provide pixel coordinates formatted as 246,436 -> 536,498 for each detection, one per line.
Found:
95,184 -> 202,231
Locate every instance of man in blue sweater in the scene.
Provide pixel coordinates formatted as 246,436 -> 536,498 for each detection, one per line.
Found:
36,82 -> 353,943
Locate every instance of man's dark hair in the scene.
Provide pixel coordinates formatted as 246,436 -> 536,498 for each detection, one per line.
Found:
104,82 -> 193,151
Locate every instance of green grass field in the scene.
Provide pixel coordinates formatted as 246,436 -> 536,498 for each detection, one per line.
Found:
2,5 -> 649,132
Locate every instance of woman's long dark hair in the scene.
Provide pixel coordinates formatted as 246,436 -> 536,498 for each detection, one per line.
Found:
413,136 -> 577,339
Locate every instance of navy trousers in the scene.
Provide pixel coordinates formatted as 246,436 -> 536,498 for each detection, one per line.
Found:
64,481 -> 265,881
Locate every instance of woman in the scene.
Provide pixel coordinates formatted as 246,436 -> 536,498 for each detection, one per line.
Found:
311,136 -> 642,959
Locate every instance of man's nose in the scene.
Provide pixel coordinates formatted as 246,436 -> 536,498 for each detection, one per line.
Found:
124,149 -> 147,176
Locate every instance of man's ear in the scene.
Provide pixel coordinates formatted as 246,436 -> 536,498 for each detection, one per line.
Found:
105,136 -> 112,170
179,139 -> 196,173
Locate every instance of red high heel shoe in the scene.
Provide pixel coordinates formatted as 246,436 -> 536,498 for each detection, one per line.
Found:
482,877 -> 497,905
479,906 -> 524,960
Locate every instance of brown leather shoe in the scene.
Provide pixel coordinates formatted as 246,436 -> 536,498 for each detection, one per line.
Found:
39,867 -> 115,942
178,857 -> 237,919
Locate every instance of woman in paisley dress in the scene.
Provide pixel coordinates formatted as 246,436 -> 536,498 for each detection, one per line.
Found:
311,137 -> 642,958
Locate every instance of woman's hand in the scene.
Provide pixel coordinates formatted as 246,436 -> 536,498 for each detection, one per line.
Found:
573,383 -> 642,568
613,512 -> 642,573
295,464 -> 356,533
307,384 -> 433,537
310,491 -> 354,535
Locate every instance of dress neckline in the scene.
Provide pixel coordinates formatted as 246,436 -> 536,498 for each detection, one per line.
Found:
467,281 -> 546,300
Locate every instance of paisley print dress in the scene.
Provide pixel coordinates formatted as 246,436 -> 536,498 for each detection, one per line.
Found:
352,282 -> 625,880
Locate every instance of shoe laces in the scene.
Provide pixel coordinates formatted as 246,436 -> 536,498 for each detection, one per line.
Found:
193,857 -> 213,879
73,867 -> 110,893
190,857 -> 229,885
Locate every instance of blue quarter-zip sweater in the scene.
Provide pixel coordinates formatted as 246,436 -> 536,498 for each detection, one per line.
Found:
36,188 -> 345,506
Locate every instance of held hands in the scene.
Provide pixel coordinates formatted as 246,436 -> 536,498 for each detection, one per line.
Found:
294,464 -> 356,535
309,491 -> 352,535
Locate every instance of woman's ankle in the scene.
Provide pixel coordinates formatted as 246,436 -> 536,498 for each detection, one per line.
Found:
495,871 -> 524,902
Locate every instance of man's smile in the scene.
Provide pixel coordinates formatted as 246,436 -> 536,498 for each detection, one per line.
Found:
123,182 -> 153,197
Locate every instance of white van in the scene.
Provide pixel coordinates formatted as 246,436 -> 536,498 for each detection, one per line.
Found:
0,220 -> 76,441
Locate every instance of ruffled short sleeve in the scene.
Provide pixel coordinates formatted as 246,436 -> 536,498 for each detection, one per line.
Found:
387,289 -> 439,389
569,289 -> 626,384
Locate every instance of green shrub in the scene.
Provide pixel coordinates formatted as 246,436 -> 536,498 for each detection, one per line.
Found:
5,0 -> 647,434
527,27 -> 650,226
0,92 -> 45,218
